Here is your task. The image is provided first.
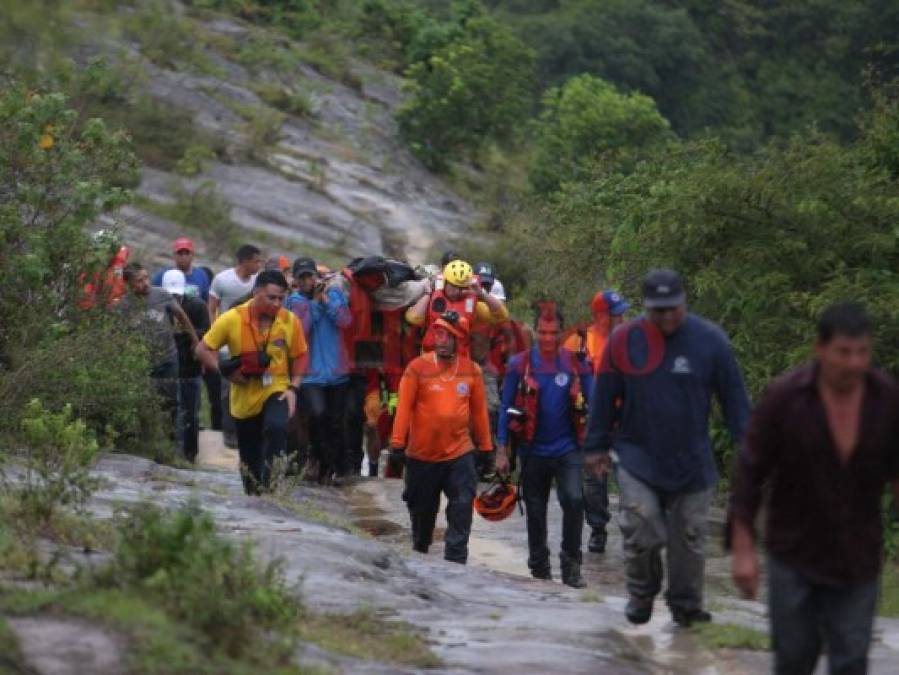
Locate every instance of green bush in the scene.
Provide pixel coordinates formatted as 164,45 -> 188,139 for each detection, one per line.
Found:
397,11 -> 536,170
50,58 -> 210,172
14,400 -> 99,524
0,83 -> 137,365
104,502 -> 301,657
175,143 -> 217,177
186,0 -> 324,38
254,83 -> 316,118
529,73 -> 672,194
123,0 -> 217,73
0,317 -> 172,461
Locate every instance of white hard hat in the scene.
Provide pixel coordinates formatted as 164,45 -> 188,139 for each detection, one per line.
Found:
161,269 -> 186,297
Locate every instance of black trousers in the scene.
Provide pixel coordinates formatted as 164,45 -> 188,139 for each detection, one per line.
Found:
234,393 -> 289,495
179,376 -> 201,463
301,381 -> 349,479
402,452 -> 478,564
203,369 -> 223,431
521,450 -> 585,573
343,373 -> 367,475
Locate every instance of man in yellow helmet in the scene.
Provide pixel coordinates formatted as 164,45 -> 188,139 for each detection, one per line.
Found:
405,259 -> 508,357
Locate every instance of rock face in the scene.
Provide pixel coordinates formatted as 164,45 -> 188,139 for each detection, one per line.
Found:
7,617 -> 127,675
105,11 -> 476,268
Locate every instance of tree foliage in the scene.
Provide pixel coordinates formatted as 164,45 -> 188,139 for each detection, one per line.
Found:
529,73 -> 672,194
0,84 -> 138,360
396,9 -> 536,170
523,103 -> 899,398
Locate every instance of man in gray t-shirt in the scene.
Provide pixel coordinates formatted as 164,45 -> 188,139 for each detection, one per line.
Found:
121,262 -> 198,446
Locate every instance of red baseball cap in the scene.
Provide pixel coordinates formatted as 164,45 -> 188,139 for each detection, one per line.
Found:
172,237 -> 194,253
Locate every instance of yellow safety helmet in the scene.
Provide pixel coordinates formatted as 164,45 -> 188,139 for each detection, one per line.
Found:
443,259 -> 474,288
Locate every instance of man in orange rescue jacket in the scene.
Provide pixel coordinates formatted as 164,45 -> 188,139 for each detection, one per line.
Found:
390,312 -> 492,564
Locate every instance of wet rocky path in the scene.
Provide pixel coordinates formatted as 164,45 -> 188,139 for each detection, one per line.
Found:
14,434 -> 897,674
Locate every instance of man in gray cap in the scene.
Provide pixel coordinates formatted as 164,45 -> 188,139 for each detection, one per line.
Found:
583,269 -> 750,627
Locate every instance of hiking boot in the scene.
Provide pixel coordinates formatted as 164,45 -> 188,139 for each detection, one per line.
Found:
531,567 -> 552,581
560,552 -> 587,589
588,529 -> 607,554
671,607 -> 712,628
625,596 -> 654,625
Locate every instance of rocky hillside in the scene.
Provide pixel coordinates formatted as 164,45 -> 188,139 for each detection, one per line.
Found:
80,2 -> 477,268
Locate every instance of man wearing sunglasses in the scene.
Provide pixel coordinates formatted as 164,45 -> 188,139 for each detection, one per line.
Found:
584,268 -> 750,628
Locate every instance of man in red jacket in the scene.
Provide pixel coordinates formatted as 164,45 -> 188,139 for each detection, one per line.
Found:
390,312 -> 492,564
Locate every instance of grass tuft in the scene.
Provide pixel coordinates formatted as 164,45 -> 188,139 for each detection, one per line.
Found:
691,621 -> 770,651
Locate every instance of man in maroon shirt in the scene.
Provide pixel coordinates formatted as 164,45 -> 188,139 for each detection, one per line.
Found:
729,302 -> 899,675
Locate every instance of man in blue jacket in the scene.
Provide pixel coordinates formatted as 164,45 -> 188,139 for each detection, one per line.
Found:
496,303 -> 593,587
584,269 -> 750,626
286,257 -> 353,485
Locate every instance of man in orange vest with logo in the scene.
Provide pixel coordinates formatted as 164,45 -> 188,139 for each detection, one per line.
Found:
405,260 -> 508,358
389,312 -> 493,564
196,270 -> 308,495
563,289 -> 630,554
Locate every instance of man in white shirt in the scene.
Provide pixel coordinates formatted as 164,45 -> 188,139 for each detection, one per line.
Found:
209,244 -> 263,448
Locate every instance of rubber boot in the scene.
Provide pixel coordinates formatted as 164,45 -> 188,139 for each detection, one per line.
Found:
560,552 -> 586,588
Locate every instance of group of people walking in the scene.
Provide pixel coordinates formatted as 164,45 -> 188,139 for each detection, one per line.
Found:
104,232 -> 898,674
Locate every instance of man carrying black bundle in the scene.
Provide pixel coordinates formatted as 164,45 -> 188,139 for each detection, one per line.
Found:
196,270 -> 308,494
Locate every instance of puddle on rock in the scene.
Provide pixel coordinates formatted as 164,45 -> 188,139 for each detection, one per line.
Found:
354,518 -> 405,537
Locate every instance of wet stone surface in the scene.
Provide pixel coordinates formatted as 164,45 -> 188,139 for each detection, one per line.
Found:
12,438 -> 893,675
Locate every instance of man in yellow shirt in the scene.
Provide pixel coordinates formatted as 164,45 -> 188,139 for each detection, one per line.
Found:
196,270 -> 308,494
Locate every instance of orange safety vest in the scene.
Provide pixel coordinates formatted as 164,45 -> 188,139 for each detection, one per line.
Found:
421,289 -> 478,355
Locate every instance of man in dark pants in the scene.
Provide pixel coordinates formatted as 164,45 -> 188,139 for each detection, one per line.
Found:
585,269 -> 750,626
120,262 -> 198,445
730,302 -> 899,674
196,270 -> 307,494
496,303 -> 592,587
285,257 -> 352,484
161,269 -> 210,462
390,314 -> 492,563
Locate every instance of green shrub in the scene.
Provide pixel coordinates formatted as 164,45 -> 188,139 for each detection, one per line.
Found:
397,12 -> 536,170
529,73 -> 673,194
175,143 -> 217,177
254,83 -> 316,118
0,82 -> 137,365
0,317 -> 172,462
104,502 -> 301,657
235,33 -> 300,74
237,104 -> 286,155
51,58 -> 210,172
15,399 -> 99,524
169,181 -> 242,259
123,0 -> 217,73
297,29 -> 363,89
185,0 -> 324,38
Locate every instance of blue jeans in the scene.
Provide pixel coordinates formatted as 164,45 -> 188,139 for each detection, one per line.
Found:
768,556 -> 878,675
615,465 -> 712,612
521,449 -> 585,572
